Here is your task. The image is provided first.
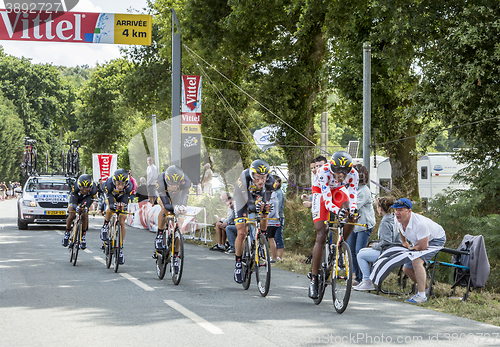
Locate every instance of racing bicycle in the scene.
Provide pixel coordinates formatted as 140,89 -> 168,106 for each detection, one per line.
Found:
68,203 -> 87,266
241,215 -> 274,297
310,214 -> 366,314
103,209 -> 128,273
66,140 -> 84,177
20,137 -> 37,177
154,213 -> 184,285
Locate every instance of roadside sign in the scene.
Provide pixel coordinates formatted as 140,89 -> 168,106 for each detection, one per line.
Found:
0,10 -> 152,45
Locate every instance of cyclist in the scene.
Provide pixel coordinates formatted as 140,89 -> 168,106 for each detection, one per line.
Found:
233,159 -> 276,283
62,174 -> 97,249
100,169 -> 133,265
308,151 -> 359,299
153,165 -> 191,272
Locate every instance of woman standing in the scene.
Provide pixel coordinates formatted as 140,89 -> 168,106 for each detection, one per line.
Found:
346,164 -> 376,285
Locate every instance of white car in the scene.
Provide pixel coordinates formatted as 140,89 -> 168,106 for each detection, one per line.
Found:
17,175 -> 76,230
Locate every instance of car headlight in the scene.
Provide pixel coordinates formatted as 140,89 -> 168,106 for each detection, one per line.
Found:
22,200 -> 37,207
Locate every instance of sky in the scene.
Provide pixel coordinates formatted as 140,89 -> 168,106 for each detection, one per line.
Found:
0,0 -> 151,67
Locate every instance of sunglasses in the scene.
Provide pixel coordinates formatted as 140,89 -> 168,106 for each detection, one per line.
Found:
333,167 -> 349,175
394,199 -> 412,209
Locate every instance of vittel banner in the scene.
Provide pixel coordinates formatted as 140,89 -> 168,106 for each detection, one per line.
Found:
92,153 -> 117,182
181,75 -> 202,184
0,9 -> 152,45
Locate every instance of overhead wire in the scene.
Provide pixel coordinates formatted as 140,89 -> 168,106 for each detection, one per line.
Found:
183,44 -> 331,157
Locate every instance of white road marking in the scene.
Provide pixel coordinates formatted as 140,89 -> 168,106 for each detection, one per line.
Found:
164,300 -> 223,335
93,256 -> 154,291
120,273 -> 154,291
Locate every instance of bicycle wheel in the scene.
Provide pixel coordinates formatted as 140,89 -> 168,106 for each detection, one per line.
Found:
255,233 -> 271,297
69,228 -> 75,263
241,235 -> 252,290
156,231 -> 167,280
74,152 -> 80,176
313,242 -> 329,305
32,149 -> 37,175
66,150 -> 72,176
170,227 -> 184,285
332,241 -> 353,314
72,220 -> 82,266
113,222 -> 121,273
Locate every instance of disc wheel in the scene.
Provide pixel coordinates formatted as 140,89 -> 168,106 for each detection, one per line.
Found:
313,243 -> 329,305
113,223 -> 121,273
332,241 -> 353,314
105,240 -> 112,269
156,232 -> 167,280
241,235 -> 252,290
170,228 -> 184,285
255,233 -> 271,297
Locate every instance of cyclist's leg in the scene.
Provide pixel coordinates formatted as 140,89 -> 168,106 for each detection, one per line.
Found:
63,206 -> 76,246
101,197 -> 113,240
119,214 -> 127,243
311,194 -> 329,276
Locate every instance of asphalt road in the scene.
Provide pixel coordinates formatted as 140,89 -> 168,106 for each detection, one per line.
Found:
1,198 -> 499,347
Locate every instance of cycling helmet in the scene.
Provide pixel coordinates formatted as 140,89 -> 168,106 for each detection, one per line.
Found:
329,151 -> 353,174
165,165 -> 185,184
112,169 -> 130,184
77,174 -> 93,189
250,159 -> 271,180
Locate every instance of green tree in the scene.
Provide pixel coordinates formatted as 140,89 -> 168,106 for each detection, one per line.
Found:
77,59 -> 142,170
325,0 -> 431,199
0,93 -> 25,180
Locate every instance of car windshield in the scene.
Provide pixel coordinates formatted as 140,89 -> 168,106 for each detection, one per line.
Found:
25,178 -> 74,192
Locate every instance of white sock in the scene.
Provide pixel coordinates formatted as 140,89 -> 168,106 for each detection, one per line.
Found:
418,291 -> 426,298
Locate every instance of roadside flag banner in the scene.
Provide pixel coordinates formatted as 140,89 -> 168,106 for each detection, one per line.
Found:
369,245 -> 443,286
253,126 -> 279,152
92,153 -> 117,182
0,10 -> 152,45
180,75 -> 202,184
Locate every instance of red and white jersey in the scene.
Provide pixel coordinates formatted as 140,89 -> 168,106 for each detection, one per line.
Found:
313,163 -> 359,214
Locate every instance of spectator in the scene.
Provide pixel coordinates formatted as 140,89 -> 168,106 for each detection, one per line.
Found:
7,181 -> 13,199
394,198 -> 446,304
136,177 -> 149,202
266,191 -> 281,263
302,156 -> 327,208
96,178 -> 104,214
354,196 -> 401,291
0,182 -> 7,200
210,192 -> 234,251
147,157 -> 158,204
346,164 -> 376,285
128,170 -> 138,201
273,175 -> 285,261
202,163 -> 213,196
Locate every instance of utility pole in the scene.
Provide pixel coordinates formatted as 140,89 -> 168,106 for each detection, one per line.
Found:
363,42 -> 371,181
152,114 -> 160,170
320,110 -> 328,155
171,9 -> 181,167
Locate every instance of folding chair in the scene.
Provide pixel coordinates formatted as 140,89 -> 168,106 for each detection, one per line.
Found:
426,244 -> 472,301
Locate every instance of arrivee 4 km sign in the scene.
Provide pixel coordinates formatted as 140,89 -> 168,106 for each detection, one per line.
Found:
0,3 -> 151,45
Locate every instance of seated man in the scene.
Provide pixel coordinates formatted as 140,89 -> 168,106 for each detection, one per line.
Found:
154,165 -> 191,272
393,198 -> 446,303
62,174 -> 97,249
210,192 -> 235,251
100,169 -> 133,265
233,159 -> 276,283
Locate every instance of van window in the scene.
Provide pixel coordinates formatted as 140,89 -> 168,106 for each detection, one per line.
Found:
421,166 -> 428,179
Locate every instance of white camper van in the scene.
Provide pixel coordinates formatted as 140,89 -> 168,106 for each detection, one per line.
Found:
355,153 -> 468,199
418,153 -> 469,201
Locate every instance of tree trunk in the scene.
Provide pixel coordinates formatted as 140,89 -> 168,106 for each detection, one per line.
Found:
387,136 -> 420,200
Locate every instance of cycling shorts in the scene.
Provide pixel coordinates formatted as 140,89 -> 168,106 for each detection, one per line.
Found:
311,186 -> 349,223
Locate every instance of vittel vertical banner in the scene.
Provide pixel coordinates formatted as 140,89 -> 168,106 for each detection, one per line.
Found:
92,153 -> 117,182
181,75 -> 202,184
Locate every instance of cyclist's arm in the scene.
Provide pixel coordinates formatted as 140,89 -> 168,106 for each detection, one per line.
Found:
69,183 -> 79,209
105,179 -> 116,209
